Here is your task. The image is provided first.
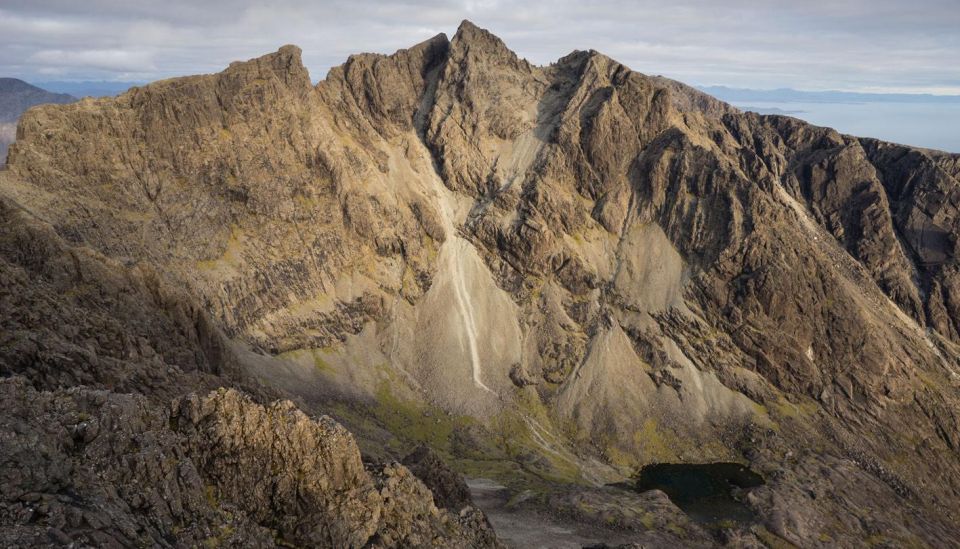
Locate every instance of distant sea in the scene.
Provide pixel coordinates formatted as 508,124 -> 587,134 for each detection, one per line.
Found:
730,101 -> 960,153
33,81 -> 144,98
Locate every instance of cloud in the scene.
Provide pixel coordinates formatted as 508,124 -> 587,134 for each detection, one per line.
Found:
0,0 -> 958,93
27,49 -> 156,73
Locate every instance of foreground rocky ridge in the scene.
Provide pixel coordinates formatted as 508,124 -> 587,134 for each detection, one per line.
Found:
0,196 -> 499,546
0,379 -> 499,547
3,20 -> 960,547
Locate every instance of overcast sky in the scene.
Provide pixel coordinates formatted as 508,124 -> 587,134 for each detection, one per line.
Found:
2,0 -> 959,94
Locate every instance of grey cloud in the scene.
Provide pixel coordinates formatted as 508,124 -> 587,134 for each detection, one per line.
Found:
0,0 -> 957,93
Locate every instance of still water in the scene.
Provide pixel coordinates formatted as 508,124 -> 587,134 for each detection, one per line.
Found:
733,101 -> 960,153
625,462 -> 765,525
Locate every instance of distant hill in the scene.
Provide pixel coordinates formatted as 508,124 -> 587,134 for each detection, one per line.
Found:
0,78 -> 76,166
33,80 -> 144,98
0,78 -> 75,122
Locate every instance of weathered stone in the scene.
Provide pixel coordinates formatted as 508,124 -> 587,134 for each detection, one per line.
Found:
1,18 -> 960,548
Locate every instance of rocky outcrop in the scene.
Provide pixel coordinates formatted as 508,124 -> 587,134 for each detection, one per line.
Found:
0,122 -> 15,167
0,379 -> 500,548
0,378 -> 278,548
0,186 -> 500,547
3,19 -> 960,548
402,445 -> 474,511
0,195 -> 233,396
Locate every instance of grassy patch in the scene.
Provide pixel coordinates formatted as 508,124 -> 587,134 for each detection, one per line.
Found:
771,397 -> 819,421
753,525 -> 799,549
197,225 -> 244,272
337,378 -> 593,489
632,418 -> 678,463
202,524 -> 236,549
665,522 -> 686,536
204,485 -> 218,508
370,381 -> 471,452
277,348 -> 333,373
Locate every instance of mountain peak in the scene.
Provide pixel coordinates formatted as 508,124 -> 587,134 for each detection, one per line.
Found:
451,20 -> 512,55
448,19 -> 531,75
220,44 -> 311,91
0,78 -> 42,94
455,19 -> 484,35
277,44 -> 302,56
0,78 -> 74,102
4,27 -> 960,549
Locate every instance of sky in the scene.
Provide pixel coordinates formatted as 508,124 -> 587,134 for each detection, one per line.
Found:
1,0 -> 959,94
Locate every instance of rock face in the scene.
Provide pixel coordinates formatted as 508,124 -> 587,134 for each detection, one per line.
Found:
0,379 -> 500,548
0,78 -> 74,166
402,445 -> 474,511
3,19 -> 960,548
0,195 -> 500,547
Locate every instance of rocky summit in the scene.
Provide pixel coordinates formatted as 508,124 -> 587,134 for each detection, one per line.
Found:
2,20 -> 960,548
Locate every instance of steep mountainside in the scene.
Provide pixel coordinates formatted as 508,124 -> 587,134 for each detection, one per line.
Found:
0,78 -> 75,166
0,195 -> 500,547
3,21 -> 960,547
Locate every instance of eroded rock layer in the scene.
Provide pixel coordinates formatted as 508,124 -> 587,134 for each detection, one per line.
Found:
0,194 -> 499,547
3,20 -> 960,548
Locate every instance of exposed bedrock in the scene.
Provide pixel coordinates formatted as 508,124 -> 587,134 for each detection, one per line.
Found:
3,19 -> 960,548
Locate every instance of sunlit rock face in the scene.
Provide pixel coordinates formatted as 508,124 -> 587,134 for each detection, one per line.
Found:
3,19 -> 960,548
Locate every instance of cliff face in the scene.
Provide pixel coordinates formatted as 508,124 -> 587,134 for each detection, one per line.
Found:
0,194 -> 500,547
3,20 -> 960,547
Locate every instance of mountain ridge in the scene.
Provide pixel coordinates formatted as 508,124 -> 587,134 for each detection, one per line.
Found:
0,78 -> 76,123
2,20 -> 960,547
